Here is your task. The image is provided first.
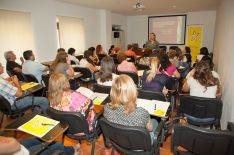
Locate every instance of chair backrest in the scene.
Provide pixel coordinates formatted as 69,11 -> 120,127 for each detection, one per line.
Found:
70,60 -> 76,65
73,67 -> 93,79
136,64 -> 150,70
92,83 -> 111,94
117,71 -> 139,86
22,74 -> 39,83
7,70 -> 25,81
0,95 -> 12,115
100,117 -> 152,152
46,107 -> 89,135
179,95 -> 223,124
138,89 -> 166,101
172,124 -> 234,155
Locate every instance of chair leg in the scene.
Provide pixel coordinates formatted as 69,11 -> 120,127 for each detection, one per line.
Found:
91,141 -> 95,155
111,146 -> 115,155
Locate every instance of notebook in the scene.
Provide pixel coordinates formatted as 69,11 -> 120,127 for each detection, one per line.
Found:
18,115 -> 59,138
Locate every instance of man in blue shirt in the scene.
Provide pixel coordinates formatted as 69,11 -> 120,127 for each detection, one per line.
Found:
22,50 -> 49,84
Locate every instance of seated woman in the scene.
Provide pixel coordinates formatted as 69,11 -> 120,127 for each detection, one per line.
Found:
95,56 -> 118,86
0,136 -> 80,155
48,73 -> 96,133
182,61 -> 221,98
104,75 -> 158,142
159,53 -> 180,78
141,57 -> 170,95
117,52 -> 137,73
88,47 -> 99,65
79,50 -> 99,72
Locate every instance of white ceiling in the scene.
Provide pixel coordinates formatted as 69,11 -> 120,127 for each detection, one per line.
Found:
57,0 -> 220,15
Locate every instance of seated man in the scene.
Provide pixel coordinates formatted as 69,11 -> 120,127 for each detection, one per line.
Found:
4,51 -> 24,75
22,50 -> 49,84
0,62 -> 48,113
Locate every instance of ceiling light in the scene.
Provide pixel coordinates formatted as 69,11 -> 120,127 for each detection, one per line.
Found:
133,0 -> 145,11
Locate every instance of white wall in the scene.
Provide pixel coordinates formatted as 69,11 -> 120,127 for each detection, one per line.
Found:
0,0 -> 101,63
127,11 -> 217,51
213,0 -> 234,129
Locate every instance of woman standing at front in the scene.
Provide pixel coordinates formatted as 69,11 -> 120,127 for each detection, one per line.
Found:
145,32 -> 160,50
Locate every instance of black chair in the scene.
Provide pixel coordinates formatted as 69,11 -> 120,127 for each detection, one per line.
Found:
179,95 -> 223,128
22,73 -> 39,83
41,74 -> 50,97
7,70 -> 25,81
117,71 -> 139,86
92,83 -> 111,94
126,56 -> 135,63
100,117 -> 164,155
46,107 -> 101,155
73,67 -> 96,86
172,124 -> 234,155
138,89 -> 166,101
70,60 -> 76,65
0,94 -> 34,127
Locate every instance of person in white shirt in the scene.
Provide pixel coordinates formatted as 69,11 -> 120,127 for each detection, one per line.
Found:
183,61 -> 221,98
67,48 -> 79,65
22,50 -> 49,84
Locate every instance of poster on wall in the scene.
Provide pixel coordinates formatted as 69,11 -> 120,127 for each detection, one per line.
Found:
186,25 -> 203,62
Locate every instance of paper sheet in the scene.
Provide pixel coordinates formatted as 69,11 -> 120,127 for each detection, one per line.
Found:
92,93 -> 109,105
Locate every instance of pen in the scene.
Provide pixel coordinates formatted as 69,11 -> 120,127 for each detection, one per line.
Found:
92,96 -> 98,101
41,123 -> 55,126
154,104 -> 157,110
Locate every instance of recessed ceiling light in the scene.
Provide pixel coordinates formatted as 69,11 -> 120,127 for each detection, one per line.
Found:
172,5 -> 177,8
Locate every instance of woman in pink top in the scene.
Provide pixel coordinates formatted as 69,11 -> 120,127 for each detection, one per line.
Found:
159,53 -> 180,78
48,73 -> 95,132
117,52 -> 137,73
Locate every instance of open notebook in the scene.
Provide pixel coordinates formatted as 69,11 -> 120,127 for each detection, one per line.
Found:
76,87 -> 109,105
18,115 -> 59,138
137,99 -> 170,117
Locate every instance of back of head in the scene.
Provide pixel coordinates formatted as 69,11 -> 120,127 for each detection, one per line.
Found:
194,61 -> 218,89
48,73 -> 70,106
168,49 -> 177,59
96,45 -> 102,54
147,57 -> 159,82
23,50 -> 33,60
4,51 -> 14,61
51,51 -> 68,71
127,44 -> 133,50
185,46 -> 191,54
88,47 -> 95,53
201,55 -> 214,70
200,47 -> 209,56
68,48 -> 75,55
110,74 -> 137,113
98,56 -> 115,82
117,52 -> 126,63
159,53 -> 171,70
57,48 -> 66,53
84,50 -> 93,59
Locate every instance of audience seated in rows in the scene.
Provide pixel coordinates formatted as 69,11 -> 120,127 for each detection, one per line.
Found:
103,75 -> 158,143
117,52 -> 137,73
4,51 -> 23,75
95,56 -> 118,86
183,61 -> 221,98
0,62 -> 48,113
22,50 -> 49,84
48,73 -> 96,134
159,53 -> 180,78
141,57 -> 170,95
0,136 -> 80,155
80,50 -> 99,72
68,47 -> 79,65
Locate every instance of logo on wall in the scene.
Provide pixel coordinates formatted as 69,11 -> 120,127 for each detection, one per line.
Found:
186,25 -> 203,62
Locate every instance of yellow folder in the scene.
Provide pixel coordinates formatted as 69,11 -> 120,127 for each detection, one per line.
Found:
21,82 -> 39,90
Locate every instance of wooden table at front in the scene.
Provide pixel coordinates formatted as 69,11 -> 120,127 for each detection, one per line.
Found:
3,113 -> 69,143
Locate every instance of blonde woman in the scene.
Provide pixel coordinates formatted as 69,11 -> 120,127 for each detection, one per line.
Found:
141,57 -> 170,95
48,73 -> 95,132
103,75 -> 158,142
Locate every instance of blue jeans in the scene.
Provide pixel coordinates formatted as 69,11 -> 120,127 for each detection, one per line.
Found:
20,138 -> 74,155
150,118 -> 159,144
12,96 -> 48,113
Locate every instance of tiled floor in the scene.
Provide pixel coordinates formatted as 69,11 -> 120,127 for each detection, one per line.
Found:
0,114 -> 173,155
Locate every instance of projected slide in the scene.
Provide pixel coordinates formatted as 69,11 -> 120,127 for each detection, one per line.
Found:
148,15 -> 186,45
